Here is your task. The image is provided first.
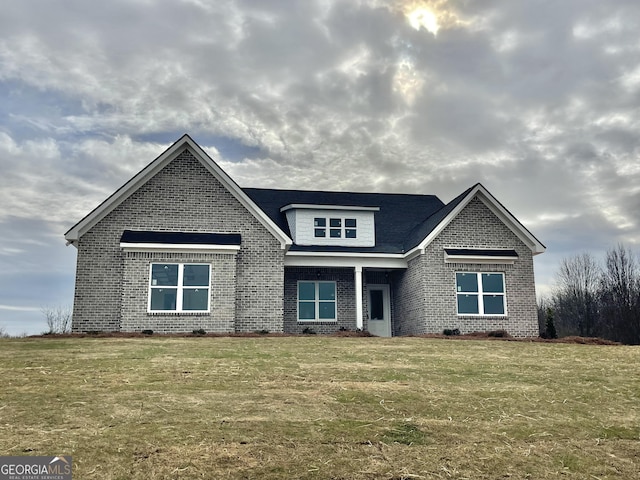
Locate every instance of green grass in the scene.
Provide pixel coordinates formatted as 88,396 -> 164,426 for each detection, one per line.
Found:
0,336 -> 638,479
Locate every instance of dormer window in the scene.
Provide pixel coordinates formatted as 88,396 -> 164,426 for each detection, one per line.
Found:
281,204 -> 377,247
345,218 -> 357,238
330,218 -> 342,237
314,218 -> 326,237
314,217 -> 357,238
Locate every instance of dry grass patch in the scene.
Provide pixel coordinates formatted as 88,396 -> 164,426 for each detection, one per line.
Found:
0,336 -> 638,479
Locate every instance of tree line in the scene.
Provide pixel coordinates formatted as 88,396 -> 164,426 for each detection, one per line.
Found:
538,244 -> 640,344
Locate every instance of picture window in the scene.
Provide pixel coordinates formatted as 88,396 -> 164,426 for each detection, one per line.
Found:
149,263 -> 210,312
456,272 -> 505,316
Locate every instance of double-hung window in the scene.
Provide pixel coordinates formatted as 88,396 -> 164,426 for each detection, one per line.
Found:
298,281 -> 337,321
149,263 -> 210,312
456,272 -> 505,315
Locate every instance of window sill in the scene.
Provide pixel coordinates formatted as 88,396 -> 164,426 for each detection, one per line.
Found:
297,320 -> 337,323
148,311 -> 210,315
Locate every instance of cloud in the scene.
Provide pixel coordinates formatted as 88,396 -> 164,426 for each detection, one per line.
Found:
1,0 -> 640,331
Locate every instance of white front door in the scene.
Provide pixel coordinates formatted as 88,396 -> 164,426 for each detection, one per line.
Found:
367,284 -> 391,337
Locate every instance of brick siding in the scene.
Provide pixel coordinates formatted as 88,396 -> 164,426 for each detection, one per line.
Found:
394,196 -> 538,337
121,251 -> 237,333
283,267 -> 358,334
72,149 -> 284,333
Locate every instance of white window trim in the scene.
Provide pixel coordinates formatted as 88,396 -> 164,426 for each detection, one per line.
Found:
148,263 -> 211,313
313,217 -> 357,239
456,272 -> 507,316
297,280 -> 338,322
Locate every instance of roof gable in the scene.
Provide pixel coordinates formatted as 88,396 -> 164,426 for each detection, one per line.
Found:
64,135 -> 292,248
407,183 -> 546,257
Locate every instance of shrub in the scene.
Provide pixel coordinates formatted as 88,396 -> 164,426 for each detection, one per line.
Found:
487,329 -> 511,338
302,327 -> 316,335
544,307 -> 558,339
443,328 -> 460,336
142,329 -> 154,335
255,329 -> 270,335
192,328 -> 206,335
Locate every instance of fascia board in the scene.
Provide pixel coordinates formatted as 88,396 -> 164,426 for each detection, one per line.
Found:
284,251 -> 407,269
473,187 -> 546,255
443,253 -> 516,265
120,242 -> 241,254
280,204 -> 380,213
405,186 -> 478,259
64,137 -> 188,242
180,137 -> 292,250
407,184 -> 546,258
64,134 -> 293,249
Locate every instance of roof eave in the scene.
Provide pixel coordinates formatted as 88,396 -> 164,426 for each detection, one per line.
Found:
63,135 -> 293,249
411,184 -> 546,256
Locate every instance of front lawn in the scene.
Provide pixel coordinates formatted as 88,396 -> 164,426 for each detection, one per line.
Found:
0,336 -> 638,478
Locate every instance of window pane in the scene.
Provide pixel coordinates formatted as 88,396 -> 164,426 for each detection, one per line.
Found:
183,264 -> 210,286
318,282 -> 335,300
299,302 -> 315,320
483,295 -> 505,314
314,218 -> 326,227
151,264 -> 178,286
298,282 -> 316,301
457,294 -> 479,314
330,229 -> 341,238
345,229 -> 356,238
330,218 -> 341,227
370,290 -> 384,320
150,288 -> 177,310
183,288 -> 209,310
456,273 -> 478,292
482,273 -> 504,293
319,301 -> 336,319
345,218 -> 356,228
314,228 -> 326,237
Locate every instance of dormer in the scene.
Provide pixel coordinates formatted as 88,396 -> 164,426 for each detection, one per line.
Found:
280,204 -> 379,247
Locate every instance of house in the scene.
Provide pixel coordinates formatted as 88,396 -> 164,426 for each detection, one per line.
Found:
64,135 -> 545,337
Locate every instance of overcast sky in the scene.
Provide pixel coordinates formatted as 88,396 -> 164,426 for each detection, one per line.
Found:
1,0 -> 639,335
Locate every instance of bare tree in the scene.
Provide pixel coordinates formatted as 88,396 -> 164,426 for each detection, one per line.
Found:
42,305 -> 72,334
600,244 -> 640,344
552,252 -> 601,337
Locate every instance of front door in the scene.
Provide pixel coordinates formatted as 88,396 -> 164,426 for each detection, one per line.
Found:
367,284 -> 391,337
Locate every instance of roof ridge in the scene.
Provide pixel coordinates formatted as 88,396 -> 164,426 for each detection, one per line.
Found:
243,186 -> 440,198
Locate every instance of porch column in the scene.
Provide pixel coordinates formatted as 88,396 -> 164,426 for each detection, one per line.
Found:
354,265 -> 363,330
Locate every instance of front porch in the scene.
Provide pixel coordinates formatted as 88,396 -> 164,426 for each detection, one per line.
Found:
283,266 -> 400,336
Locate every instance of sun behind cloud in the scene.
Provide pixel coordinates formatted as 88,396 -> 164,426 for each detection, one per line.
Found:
407,7 -> 439,34
396,0 -> 465,35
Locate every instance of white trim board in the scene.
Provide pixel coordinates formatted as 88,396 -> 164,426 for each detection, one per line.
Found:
65,135 -> 292,250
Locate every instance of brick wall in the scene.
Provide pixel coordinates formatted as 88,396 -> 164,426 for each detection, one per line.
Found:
72,149 -> 285,333
283,267 -> 357,334
392,256 -> 426,336
394,196 -> 539,337
121,251 -> 236,333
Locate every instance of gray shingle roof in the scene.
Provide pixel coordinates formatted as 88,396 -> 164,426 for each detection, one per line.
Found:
244,188 -> 453,254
